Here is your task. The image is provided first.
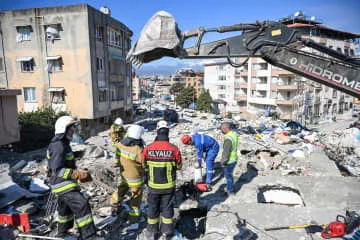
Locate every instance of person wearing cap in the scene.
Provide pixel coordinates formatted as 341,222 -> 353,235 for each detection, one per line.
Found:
142,120 -> 182,239
110,124 -> 145,225
47,116 -> 103,240
181,132 -> 219,186
110,118 -> 126,145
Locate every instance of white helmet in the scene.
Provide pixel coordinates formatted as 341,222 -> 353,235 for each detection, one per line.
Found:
127,125 -> 144,140
157,120 -> 168,130
55,116 -> 77,135
114,118 -> 123,126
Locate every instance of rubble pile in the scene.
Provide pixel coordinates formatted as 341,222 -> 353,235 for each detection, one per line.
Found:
1,108 -> 359,239
321,128 -> 360,176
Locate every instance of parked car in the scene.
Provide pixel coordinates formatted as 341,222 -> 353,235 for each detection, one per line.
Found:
183,108 -> 197,117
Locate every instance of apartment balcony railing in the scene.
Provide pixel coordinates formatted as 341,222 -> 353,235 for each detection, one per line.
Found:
277,84 -> 298,90
235,95 -> 247,101
276,99 -> 300,105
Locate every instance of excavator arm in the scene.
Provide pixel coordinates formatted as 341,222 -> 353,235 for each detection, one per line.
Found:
127,11 -> 360,98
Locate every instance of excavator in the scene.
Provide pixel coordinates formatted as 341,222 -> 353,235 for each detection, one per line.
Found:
127,11 -> 360,99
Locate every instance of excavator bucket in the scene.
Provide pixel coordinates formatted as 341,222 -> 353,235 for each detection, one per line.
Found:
127,11 -> 183,66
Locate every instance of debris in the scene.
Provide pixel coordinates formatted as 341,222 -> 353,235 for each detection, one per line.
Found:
29,178 -> 49,193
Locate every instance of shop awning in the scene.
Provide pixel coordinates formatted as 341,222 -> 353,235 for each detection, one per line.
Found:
46,56 -> 62,60
16,56 -> 33,62
48,87 -> 64,92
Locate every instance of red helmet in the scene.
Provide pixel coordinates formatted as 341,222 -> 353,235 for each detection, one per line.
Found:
181,134 -> 192,144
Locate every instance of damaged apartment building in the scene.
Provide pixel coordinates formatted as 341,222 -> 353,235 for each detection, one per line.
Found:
0,4 -> 133,136
204,11 -> 358,121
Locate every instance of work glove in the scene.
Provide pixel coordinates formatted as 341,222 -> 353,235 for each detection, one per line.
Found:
71,170 -> 92,183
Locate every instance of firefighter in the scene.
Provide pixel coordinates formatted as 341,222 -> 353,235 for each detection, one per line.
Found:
220,122 -> 239,196
110,118 -> 126,145
181,133 -> 219,187
47,116 -> 103,240
110,124 -> 145,224
142,120 -> 182,239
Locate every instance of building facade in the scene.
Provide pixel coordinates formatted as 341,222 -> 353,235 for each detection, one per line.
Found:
0,89 -> 21,145
171,68 -> 204,98
132,74 -> 140,101
204,13 -> 358,120
0,4 -> 133,136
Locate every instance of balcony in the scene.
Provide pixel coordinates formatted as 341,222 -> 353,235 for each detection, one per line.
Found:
235,95 -> 247,101
277,84 -> 298,90
276,99 -> 300,105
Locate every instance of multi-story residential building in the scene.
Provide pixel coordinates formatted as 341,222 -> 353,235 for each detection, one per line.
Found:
204,13 -> 358,120
171,68 -> 204,98
0,4 -> 133,136
132,74 -> 140,101
0,89 -> 21,145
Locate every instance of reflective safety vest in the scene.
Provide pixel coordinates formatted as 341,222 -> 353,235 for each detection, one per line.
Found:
224,131 -> 238,165
142,140 -> 182,192
47,135 -> 80,194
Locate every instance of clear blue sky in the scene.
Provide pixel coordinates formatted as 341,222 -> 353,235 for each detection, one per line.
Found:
1,0 -> 359,75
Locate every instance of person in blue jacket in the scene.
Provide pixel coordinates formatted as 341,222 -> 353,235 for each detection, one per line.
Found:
181,133 -> 219,185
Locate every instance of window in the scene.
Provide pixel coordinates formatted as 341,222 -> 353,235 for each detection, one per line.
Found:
272,77 -> 278,83
99,89 -> 107,102
21,60 -> 35,72
350,49 -> 355,56
251,90 -> 256,97
50,91 -> 65,103
259,63 -> 268,70
336,47 -> 342,53
258,77 -> 267,84
45,24 -> 61,40
271,91 -> 277,99
218,65 -> 225,71
218,94 -> 225,99
96,26 -> 104,41
218,75 -> 226,81
287,91 -> 291,99
252,77 -> 257,83
23,87 -> 36,102
16,26 -> 31,42
218,85 -> 226,90
0,57 -> 3,71
96,57 -> 104,71
47,57 -> 63,72
344,48 -> 349,56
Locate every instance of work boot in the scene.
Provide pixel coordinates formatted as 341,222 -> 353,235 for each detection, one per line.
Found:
159,233 -> 173,240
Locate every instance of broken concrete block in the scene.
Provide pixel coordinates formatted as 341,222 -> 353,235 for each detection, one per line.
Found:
83,146 -> 105,159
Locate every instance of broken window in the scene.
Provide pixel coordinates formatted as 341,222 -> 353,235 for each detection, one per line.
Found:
49,89 -> 65,103
96,26 -> 104,41
45,24 -> 62,40
23,87 -> 36,102
0,57 -> 3,71
16,57 -> 35,72
46,56 -> 63,72
16,26 -> 32,42
99,88 -> 108,102
96,57 -> 104,71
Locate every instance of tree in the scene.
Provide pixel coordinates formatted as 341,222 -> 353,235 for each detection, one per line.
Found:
175,86 -> 196,108
170,83 -> 184,95
196,89 -> 213,112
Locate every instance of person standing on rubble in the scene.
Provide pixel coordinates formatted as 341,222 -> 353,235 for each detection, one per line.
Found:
47,116 -> 103,240
110,117 -> 126,145
220,122 -> 239,196
181,133 -> 219,188
110,124 -> 145,225
142,120 -> 182,240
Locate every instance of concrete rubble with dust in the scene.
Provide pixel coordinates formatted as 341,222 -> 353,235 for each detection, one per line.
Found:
0,111 -> 359,240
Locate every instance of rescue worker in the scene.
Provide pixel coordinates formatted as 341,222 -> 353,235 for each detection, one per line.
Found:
142,120 -> 182,239
110,125 -> 145,224
181,133 -> 219,186
220,122 -> 239,196
110,117 -> 126,145
47,116 -> 103,240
